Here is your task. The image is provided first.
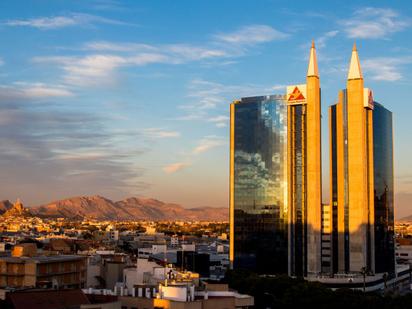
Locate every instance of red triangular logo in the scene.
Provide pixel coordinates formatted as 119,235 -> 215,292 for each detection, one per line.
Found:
288,86 -> 305,102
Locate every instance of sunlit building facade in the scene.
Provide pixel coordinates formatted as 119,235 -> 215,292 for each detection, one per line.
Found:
229,95 -> 288,274
287,42 -> 322,277
328,44 -> 395,276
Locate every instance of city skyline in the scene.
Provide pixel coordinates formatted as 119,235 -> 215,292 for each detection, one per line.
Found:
0,1 -> 411,219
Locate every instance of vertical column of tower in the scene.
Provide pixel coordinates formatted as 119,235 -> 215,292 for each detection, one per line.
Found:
336,91 -> 348,272
367,103 -> 375,273
229,102 -> 236,269
346,43 -> 369,272
287,103 -> 294,276
306,41 -> 322,274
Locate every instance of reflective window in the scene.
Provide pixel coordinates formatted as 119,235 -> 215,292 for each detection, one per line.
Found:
373,103 -> 395,275
232,95 -> 288,274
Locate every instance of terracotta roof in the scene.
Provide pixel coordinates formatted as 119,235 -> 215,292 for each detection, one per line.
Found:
7,289 -> 90,309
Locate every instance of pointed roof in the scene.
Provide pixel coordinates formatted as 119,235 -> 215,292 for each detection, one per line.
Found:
347,42 -> 363,80
307,40 -> 319,77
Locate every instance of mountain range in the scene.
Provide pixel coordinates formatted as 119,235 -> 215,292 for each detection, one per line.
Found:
0,196 -> 228,221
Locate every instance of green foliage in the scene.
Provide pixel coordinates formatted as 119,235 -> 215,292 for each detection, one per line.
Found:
223,270 -> 412,309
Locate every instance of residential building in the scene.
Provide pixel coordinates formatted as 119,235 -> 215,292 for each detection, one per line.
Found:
0,244 -> 86,289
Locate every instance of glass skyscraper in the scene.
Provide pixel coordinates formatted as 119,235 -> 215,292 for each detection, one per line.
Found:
230,95 -> 288,274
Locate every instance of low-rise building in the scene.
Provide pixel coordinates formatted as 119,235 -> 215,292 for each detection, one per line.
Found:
0,244 -> 86,289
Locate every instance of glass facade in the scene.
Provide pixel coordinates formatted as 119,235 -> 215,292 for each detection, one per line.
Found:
373,103 -> 395,275
288,104 -> 307,277
232,95 -> 288,274
329,104 -> 339,274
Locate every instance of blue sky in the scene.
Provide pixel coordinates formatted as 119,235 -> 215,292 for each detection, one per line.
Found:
0,0 -> 411,218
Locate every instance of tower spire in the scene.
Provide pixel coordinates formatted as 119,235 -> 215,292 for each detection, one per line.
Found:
347,42 -> 363,80
307,40 -> 319,77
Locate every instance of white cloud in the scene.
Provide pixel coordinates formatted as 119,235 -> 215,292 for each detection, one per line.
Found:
4,13 -> 129,29
207,115 -> 229,128
54,151 -> 107,161
193,136 -> 225,154
341,8 -> 410,39
163,162 -> 191,174
84,41 -> 157,52
0,82 -> 73,101
270,84 -> 287,91
317,30 -> 339,48
362,57 -> 412,81
0,58 -> 4,66
32,24 -> 284,87
33,54 -> 169,86
34,43 -> 228,86
143,128 -> 180,139
215,25 -> 288,45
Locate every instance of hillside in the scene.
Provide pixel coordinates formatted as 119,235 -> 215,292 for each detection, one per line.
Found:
30,195 -> 228,221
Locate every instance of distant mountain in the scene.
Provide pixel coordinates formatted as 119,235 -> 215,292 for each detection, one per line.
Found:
31,195 -> 228,221
398,214 -> 412,222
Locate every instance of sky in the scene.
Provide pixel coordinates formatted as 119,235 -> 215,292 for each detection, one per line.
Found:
0,0 -> 411,218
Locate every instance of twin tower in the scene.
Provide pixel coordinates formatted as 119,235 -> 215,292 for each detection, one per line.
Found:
229,42 -> 394,277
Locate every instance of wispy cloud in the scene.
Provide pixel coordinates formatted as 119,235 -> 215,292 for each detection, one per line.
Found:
162,135 -> 225,174
3,13 -> 130,29
84,41 -> 157,52
91,0 -> 126,11
0,82 -> 73,101
0,99 -> 149,202
34,42 -> 229,86
193,136 -> 226,154
33,24 -> 286,87
207,115 -> 229,128
363,56 -> 412,81
317,30 -> 339,48
214,25 -> 288,45
341,7 -> 410,39
143,128 -> 180,139
0,58 -> 4,66
33,54 -> 169,86
163,162 -> 191,174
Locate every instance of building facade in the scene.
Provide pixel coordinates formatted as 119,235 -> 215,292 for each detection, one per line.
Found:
328,44 -> 395,276
230,43 -> 322,276
229,95 -> 288,274
0,248 -> 87,289
287,42 -> 322,276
